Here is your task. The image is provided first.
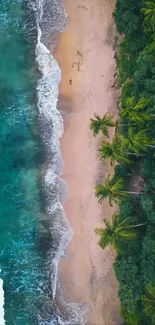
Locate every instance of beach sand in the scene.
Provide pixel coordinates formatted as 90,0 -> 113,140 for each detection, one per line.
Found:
54,0 -> 121,324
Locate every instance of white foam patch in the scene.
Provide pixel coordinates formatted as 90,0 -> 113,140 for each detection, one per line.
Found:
0,278 -> 5,325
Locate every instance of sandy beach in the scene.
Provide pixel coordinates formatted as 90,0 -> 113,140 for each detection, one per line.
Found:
54,0 -> 120,324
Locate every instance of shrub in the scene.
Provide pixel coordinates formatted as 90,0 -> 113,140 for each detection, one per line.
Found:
113,0 -> 143,36
141,228 -> 155,288
114,255 -> 142,313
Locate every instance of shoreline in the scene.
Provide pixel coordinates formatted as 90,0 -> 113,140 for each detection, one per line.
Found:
54,0 -> 120,324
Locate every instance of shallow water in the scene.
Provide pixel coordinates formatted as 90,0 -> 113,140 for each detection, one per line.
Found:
0,1 -> 51,323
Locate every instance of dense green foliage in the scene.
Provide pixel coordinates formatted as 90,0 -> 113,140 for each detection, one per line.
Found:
90,1 -> 155,324
114,0 -> 155,324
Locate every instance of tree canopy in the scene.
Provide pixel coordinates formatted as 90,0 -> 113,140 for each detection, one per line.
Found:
89,113 -> 115,137
95,213 -> 138,253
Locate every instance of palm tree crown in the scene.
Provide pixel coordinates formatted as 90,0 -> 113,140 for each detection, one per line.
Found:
99,135 -> 130,166
120,96 -> 152,125
141,1 -> 155,32
90,113 -> 115,137
121,128 -> 153,157
95,175 -> 128,206
142,285 -> 155,324
95,213 -> 138,252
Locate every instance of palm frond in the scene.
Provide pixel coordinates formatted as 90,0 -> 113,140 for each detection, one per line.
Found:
134,97 -> 150,110
95,227 -> 112,249
103,218 -> 112,230
124,96 -> 136,109
95,213 -> 141,252
115,216 -> 132,230
95,184 -> 108,203
112,213 -> 120,227
146,285 -> 155,299
141,1 -> 155,31
111,177 -> 124,192
90,113 -> 115,137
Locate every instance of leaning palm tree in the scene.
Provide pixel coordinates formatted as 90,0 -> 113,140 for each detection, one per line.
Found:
121,128 -> 154,157
95,213 -> 144,252
99,135 -> 130,166
142,285 -> 155,324
95,175 -> 144,206
120,96 -> 153,126
95,176 -> 125,206
141,1 -> 155,32
89,113 -> 115,137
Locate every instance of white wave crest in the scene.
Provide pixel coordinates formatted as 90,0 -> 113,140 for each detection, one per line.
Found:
35,0 -> 73,300
36,29 -> 63,139
0,278 -> 5,325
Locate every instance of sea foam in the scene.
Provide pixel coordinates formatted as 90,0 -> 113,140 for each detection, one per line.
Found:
0,278 -> 5,325
35,2 -> 73,300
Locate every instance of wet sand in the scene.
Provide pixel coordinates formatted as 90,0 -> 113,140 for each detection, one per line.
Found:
54,0 -> 120,324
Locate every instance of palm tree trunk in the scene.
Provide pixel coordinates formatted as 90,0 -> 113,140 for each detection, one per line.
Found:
124,151 -> 146,157
119,123 -> 136,126
147,145 -> 155,148
123,190 -> 144,195
116,122 -> 136,127
133,222 -> 146,228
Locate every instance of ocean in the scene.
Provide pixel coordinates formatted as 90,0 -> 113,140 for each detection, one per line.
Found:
0,0 -> 90,324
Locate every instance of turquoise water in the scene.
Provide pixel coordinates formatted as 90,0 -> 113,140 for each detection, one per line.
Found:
0,1 -> 89,324
0,1 -> 51,324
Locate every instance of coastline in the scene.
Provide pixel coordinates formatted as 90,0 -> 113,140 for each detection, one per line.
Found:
54,0 -> 120,324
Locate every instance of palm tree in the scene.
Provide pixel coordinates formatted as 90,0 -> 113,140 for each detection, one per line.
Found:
142,285 -> 155,324
99,135 -> 130,166
121,128 -> 154,157
120,96 -> 153,126
141,1 -> 155,32
95,213 -> 144,252
95,175 -> 143,206
89,113 -> 115,137
120,306 -> 141,325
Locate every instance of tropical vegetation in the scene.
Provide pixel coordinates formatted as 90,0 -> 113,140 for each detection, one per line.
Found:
120,97 -> 154,126
90,0 -> 155,324
95,213 -> 145,253
142,285 -> 155,323
99,135 -> 130,165
89,113 -> 115,137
